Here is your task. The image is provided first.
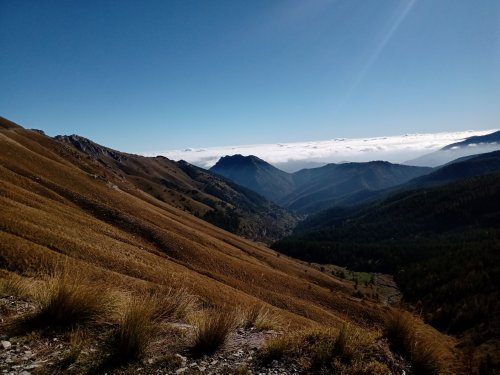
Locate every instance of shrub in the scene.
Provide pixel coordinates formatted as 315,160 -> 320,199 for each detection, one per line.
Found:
190,309 -> 236,356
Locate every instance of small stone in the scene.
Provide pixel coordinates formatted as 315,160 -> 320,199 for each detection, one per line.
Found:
175,353 -> 187,363
19,371 -> 31,375
175,367 -> 188,374
1,341 -> 11,350
198,366 -> 206,372
189,362 -> 198,367
210,360 -> 218,365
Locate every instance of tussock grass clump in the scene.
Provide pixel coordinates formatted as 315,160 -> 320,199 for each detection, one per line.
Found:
307,325 -> 361,369
238,304 -> 283,331
383,310 -> 441,375
149,287 -> 197,322
383,309 -> 414,354
190,308 -> 236,356
259,325 -> 372,373
111,296 -> 155,362
20,271 -> 111,331
259,335 -> 294,364
0,275 -> 34,299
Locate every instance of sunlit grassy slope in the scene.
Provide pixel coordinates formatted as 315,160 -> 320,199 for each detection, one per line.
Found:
0,117 -> 461,371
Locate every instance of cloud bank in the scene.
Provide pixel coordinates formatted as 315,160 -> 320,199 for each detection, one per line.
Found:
142,129 -> 498,172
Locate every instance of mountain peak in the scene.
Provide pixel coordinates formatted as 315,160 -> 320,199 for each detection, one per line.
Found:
214,154 -> 271,168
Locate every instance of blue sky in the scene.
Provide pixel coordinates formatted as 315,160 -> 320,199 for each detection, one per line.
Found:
1,0 -> 499,152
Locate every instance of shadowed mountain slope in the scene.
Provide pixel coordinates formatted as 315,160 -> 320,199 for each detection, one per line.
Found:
210,154 -> 295,203
282,161 -> 431,213
55,135 -> 296,244
211,155 -> 431,214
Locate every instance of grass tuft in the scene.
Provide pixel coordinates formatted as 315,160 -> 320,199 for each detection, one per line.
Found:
148,287 -> 197,322
111,296 -> 154,362
383,310 -> 441,375
0,275 -> 36,299
238,304 -> 283,331
190,308 -> 236,356
259,325 -> 370,372
17,271 -> 110,331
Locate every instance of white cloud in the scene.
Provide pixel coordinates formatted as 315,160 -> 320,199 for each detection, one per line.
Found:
141,129 -> 498,172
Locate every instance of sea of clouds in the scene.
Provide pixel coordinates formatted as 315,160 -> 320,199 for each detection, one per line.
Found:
142,129 -> 497,172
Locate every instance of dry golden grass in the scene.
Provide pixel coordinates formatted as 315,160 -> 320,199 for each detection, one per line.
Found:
0,274 -> 35,299
259,324 -> 375,373
0,119 -> 462,370
237,304 -> 284,331
147,287 -> 198,322
383,310 -> 443,375
190,308 -> 236,356
111,296 -> 155,362
19,270 -> 112,331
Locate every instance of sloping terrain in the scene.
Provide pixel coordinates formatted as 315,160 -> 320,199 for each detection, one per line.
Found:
406,130 -> 500,167
210,154 -> 295,203
272,173 -> 500,369
282,161 -> 431,213
407,150 -> 500,187
210,155 -> 431,214
1,117 -> 359,327
0,117 -> 469,373
54,135 -> 296,244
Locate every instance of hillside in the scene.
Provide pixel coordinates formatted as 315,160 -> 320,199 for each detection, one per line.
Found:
408,150 -> 500,187
211,155 -> 431,214
55,135 -> 297,244
272,174 -> 500,369
0,116 -> 465,373
282,161 -> 431,213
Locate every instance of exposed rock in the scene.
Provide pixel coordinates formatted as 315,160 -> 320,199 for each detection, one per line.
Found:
1,341 -> 11,350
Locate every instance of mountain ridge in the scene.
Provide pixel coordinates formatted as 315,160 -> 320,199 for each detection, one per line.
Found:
55,135 -> 297,244
211,154 -> 431,214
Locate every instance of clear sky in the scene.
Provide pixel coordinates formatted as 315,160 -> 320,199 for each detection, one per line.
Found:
1,0 -> 499,153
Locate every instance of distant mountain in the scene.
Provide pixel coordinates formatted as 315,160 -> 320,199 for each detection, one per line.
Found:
55,135 -> 296,243
211,155 -> 431,214
282,161 -> 431,213
210,154 -> 295,203
406,130 -> 500,167
407,150 -> 500,187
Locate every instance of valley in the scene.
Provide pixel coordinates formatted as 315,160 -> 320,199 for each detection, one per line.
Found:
1,116 -> 498,374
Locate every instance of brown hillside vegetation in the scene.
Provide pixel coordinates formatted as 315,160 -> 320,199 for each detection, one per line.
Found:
54,134 -> 297,244
0,117 -> 461,373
